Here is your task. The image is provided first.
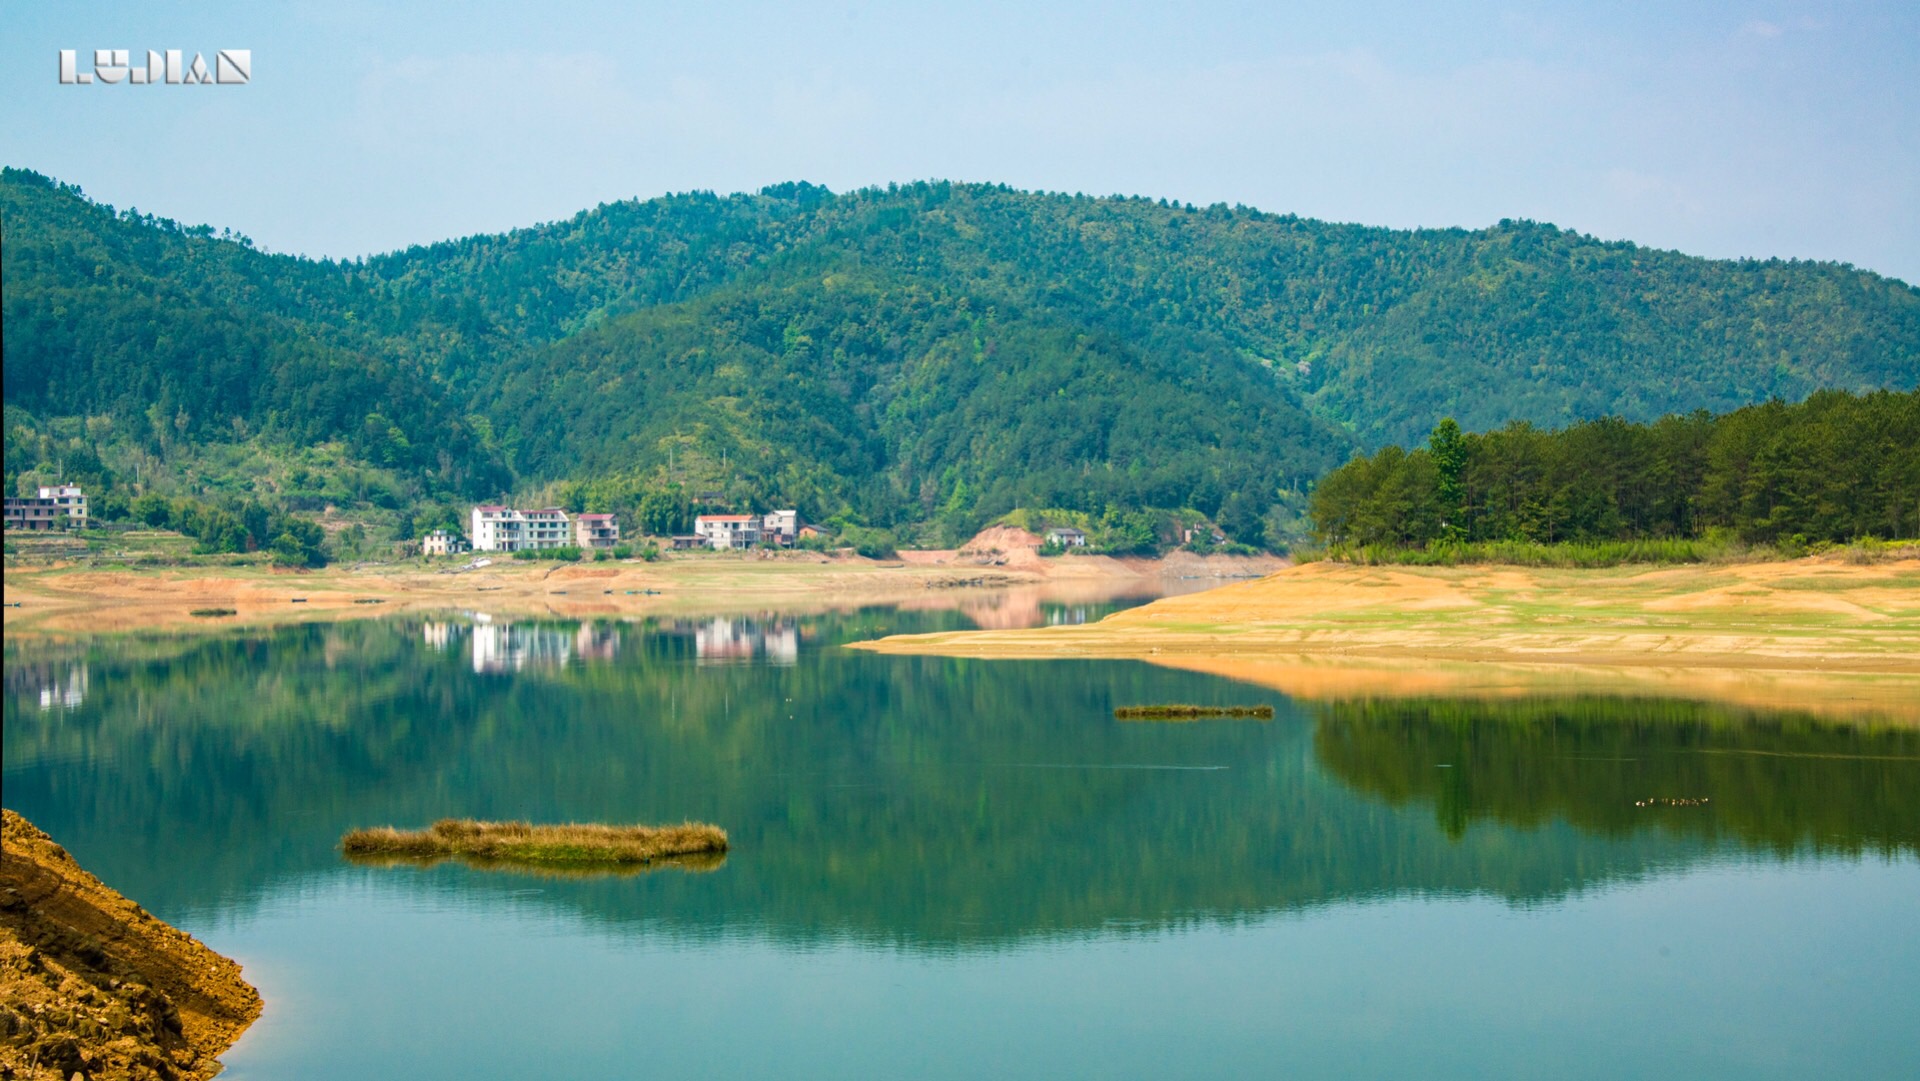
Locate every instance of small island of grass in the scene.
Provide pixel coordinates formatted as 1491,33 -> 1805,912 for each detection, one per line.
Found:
341,818 -> 729,870
1114,704 -> 1275,721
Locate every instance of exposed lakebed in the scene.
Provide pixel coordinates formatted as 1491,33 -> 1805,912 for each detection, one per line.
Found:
4,593 -> 1916,1079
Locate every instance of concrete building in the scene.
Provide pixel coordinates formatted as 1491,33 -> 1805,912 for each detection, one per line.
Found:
422,528 -> 470,557
4,498 -> 61,532
5,484 -> 87,533
1045,527 -> 1088,548
761,509 -> 802,546
694,514 -> 761,550
574,513 -> 620,549
470,505 -> 574,552
37,484 -> 87,526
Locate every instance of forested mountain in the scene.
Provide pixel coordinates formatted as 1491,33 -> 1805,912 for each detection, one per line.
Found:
4,167 -> 1916,547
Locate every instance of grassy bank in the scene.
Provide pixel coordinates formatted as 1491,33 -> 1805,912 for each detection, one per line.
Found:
341,819 -> 728,869
851,555 -> 1920,722
1305,537 -> 1920,569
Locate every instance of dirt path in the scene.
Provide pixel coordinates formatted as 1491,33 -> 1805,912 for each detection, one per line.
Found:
1,810 -> 260,1080
851,556 -> 1920,723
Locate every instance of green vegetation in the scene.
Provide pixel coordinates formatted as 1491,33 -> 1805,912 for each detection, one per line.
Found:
1311,389 -> 1920,558
340,818 -> 728,869
7,168 -> 1915,553
1113,704 -> 1274,721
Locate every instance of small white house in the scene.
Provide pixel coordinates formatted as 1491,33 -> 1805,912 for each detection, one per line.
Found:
37,483 -> 87,525
422,528 -> 470,557
1045,527 -> 1088,548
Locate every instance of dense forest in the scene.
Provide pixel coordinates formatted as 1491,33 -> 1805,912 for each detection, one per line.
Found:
4,167 -> 1917,550
1310,389 -> 1920,549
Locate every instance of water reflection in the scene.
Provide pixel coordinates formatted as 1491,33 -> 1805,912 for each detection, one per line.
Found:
3,611 -> 1916,950
5,658 -> 89,711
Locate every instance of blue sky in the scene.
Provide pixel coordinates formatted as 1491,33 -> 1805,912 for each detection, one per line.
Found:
5,1 -> 1916,282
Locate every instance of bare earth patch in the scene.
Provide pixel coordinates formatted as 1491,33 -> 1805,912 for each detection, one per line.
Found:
850,556 -> 1920,723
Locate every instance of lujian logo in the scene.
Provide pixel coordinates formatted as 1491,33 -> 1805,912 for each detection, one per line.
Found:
59,49 -> 251,85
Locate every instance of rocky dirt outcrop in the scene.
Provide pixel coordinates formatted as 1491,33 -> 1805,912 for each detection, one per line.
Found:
1,810 -> 260,1080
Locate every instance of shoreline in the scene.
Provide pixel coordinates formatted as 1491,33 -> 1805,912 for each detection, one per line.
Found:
0,548 -> 1279,637
849,555 -> 1920,724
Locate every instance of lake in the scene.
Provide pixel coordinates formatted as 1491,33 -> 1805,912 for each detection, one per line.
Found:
4,594 -> 1917,1079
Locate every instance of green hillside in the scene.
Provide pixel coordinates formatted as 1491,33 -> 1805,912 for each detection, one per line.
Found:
4,168 -> 1916,549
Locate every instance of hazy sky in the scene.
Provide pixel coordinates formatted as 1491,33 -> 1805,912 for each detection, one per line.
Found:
5,1 -> 1916,282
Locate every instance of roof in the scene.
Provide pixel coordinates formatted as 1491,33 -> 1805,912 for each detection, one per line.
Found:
576,513 -> 616,521
698,514 -> 758,523
1048,527 -> 1086,535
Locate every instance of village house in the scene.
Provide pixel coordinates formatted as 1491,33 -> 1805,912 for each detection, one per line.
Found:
469,505 -> 574,552
693,514 -> 761,550
38,484 -> 88,526
573,513 -> 620,549
421,528 -> 470,557
1046,527 -> 1088,548
761,509 -> 803,546
4,484 -> 87,532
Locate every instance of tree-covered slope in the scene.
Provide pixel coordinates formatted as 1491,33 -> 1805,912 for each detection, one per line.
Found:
5,168 -> 1916,545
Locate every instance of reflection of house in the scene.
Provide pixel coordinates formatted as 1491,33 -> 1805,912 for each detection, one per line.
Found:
470,622 -> 575,673
694,514 -> 761,550
422,621 -> 460,651
693,617 -> 799,666
6,661 -> 89,710
761,509 -> 802,546
422,529 -> 469,557
574,513 -> 620,549
1045,527 -> 1088,548
470,506 -> 573,551
574,622 -> 621,660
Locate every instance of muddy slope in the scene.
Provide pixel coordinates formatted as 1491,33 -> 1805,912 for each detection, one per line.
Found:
1,810 -> 260,1081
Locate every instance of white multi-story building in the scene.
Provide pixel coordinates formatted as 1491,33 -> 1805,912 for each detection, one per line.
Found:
470,505 -> 574,551
694,514 -> 761,549
37,484 -> 87,524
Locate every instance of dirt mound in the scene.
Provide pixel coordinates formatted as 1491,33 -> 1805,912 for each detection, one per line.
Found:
1,810 -> 260,1080
958,525 -> 1042,554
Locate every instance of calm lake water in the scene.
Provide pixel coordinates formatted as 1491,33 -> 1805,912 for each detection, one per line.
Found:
5,594 -> 1917,1079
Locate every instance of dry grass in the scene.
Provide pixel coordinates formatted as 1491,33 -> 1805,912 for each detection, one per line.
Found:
1113,704 -> 1274,721
341,818 -> 729,870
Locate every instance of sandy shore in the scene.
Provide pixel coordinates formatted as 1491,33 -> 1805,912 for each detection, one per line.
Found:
0,547 -> 1276,636
851,556 -> 1920,723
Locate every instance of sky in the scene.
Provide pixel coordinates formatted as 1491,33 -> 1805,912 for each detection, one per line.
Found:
4,1 -> 1917,282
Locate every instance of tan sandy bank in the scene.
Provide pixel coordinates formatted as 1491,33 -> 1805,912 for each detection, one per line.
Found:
850,557 -> 1920,723
1,809 -> 261,1080
0,545 -> 1276,637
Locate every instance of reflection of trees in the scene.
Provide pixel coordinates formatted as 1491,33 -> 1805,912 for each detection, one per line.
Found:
8,620 -> 1908,952
1313,697 -> 1920,857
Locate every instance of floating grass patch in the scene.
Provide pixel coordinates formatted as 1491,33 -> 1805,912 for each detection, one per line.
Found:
189,607 -> 237,617
1114,704 -> 1275,722
341,818 -> 729,871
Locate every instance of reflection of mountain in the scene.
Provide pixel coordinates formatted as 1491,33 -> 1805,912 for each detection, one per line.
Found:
6,617 -> 1912,951
1312,697 -> 1920,856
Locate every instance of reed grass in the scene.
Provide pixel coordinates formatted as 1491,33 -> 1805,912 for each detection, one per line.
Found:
1114,704 -> 1275,721
340,818 -> 728,869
